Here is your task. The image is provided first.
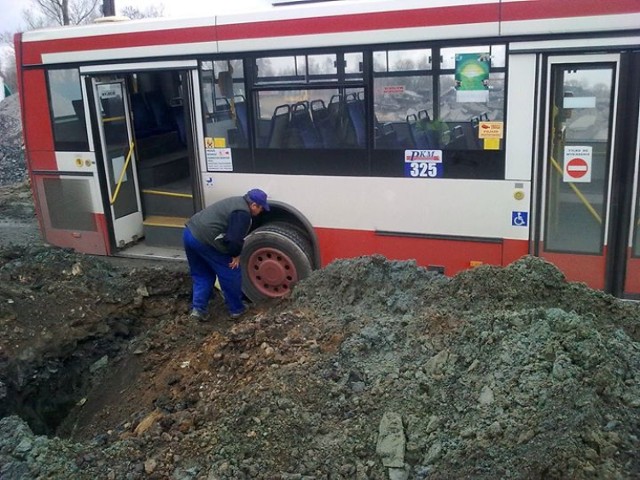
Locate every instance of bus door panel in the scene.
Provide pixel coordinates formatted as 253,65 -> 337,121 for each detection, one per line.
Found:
623,80 -> 640,297
92,79 -> 144,247
539,53 -> 640,296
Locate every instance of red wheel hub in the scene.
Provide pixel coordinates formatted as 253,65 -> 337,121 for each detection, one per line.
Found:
247,247 -> 299,298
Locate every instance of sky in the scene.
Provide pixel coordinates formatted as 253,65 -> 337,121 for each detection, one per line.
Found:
0,0 -> 273,34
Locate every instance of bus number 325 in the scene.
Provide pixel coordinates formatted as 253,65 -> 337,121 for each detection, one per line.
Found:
409,161 -> 439,178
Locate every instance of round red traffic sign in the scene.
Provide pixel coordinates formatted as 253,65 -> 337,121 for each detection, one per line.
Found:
565,157 -> 589,179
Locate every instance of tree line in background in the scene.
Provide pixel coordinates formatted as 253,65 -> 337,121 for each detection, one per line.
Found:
0,0 -> 164,94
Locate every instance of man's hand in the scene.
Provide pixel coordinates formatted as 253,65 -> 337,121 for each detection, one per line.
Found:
229,256 -> 241,269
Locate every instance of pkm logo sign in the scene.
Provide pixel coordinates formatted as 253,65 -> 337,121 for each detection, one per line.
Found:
404,150 -> 443,178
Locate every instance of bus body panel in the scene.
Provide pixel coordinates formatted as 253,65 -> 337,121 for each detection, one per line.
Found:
14,0 -> 640,297
31,174 -> 111,255
21,25 -> 218,65
217,2 -> 500,53
536,247 -> 607,291
505,54 -> 536,181
314,227 -> 528,274
199,173 -> 530,241
19,0 -> 640,67
20,70 -> 56,169
500,0 -> 640,36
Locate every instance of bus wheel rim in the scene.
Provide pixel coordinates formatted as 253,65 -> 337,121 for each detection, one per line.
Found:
247,247 -> 299,297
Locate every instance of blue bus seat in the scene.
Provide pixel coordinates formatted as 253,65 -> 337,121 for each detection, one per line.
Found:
446,124 -> 466,149
407,113 -> 431,149
233,95 -> 249,142
290,101 -> 322,148
311,98 -> 340,148
213,98 -> 232,121
265,104 -> 290,148
374,117 -> 399,148
346,93 -> 366,147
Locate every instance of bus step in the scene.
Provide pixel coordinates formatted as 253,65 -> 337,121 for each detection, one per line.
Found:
143,215 -> 187,248
141,188 -> 194,218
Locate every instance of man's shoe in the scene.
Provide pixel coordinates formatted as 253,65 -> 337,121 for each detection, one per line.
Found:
229,301 -> 251,319
189,309 -> 208,322
229,309 -> 246,320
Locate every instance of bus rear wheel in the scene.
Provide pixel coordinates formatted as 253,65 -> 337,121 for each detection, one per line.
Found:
241,223 -> 313,302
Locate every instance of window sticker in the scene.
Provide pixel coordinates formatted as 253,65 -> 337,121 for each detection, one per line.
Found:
112,155 -> 127,182
455,53 -> 490,102
206,145 -> 233,172
478,121 -> 503,139
563,146 -> 592,183
484,138 -> 501,150
512,211 -> 529,227
404,150 -> 443,178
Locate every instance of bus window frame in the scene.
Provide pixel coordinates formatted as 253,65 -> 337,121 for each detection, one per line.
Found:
198,41 -> 509,179
46,67 -> 91,152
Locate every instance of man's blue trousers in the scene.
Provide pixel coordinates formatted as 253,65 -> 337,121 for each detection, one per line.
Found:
183,227 -> 245,316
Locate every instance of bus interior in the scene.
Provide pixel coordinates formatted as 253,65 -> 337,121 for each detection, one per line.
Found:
116,70 -> 195,255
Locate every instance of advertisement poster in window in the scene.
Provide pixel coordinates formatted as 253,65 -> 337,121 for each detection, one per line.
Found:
455,53 -> 490,102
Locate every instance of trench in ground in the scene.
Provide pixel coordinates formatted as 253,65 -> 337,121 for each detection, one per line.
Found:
0,316 -> 142,438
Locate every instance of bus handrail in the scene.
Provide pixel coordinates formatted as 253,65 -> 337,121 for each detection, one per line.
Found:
549,155 -> 601,224
109,141 -> 134,205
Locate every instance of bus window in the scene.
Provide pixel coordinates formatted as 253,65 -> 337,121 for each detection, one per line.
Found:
344,52 -> 364,80
253,51 -> 366,150
47,69 -> 89,151
438,46 -> 506,151
200,59 -> 247,148
256,55 -> 308,83
255,88 -> 365,149
373,48 -> 433,149
307,53 -> 338,80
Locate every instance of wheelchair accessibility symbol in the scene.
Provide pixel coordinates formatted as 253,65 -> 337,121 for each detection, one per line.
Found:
512,211 -> 528,227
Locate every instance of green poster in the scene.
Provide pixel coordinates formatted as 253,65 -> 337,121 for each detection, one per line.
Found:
455,53 -> 490,90
455,53 -> 490,102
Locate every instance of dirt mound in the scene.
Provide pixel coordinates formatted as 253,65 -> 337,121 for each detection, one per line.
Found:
1,250 -> 639,479
0,94 -> 26,187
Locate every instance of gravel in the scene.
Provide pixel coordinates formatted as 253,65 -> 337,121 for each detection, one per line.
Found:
0,94 -> 26,186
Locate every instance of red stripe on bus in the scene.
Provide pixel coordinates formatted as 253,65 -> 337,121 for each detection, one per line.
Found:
23,25 -> 217,64
24,4 -> 497,63
21,0 -> 639,64
40,213 -> 110,256
314,227 -> 528,276
538,245 -> 606,291
216,3 -> 499,41
624,252 -> 640,295
501,0 -> 640,21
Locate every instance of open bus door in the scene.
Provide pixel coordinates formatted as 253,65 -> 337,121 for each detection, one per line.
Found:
537,53 -> 640,298
91,78 -> 144,248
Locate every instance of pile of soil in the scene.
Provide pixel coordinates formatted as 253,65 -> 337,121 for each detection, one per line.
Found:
1,242 -> 639,479
0,95 -> 26,186
0,93 -> 638,480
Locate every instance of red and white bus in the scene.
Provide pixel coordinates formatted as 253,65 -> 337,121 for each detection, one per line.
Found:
14,0 -> 640,300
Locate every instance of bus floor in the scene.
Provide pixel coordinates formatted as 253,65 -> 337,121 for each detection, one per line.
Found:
116,241 -> 187,262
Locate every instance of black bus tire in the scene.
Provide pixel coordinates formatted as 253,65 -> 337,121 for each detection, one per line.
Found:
241,223 -> 314,302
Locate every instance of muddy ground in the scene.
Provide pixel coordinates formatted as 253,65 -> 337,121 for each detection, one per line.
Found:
0,180 -> 639,479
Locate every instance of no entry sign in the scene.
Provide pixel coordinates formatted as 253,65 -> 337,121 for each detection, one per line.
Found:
563,146 -> 592,183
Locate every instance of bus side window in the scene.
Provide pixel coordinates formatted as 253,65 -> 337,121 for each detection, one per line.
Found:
47,69 -> 89,151
373,48 -> 433,150
200,59 -> 248,149
438,46 -> 506,152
